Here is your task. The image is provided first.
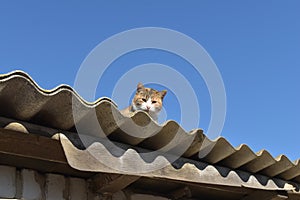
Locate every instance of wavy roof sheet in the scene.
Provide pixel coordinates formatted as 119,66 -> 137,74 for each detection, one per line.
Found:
0,70 -> 300,194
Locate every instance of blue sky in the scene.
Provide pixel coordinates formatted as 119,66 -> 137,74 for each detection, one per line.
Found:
0,1 -> 299,160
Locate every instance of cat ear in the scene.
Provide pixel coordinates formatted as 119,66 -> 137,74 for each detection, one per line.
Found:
137,82 -> 144,91
160,90 -> 167,99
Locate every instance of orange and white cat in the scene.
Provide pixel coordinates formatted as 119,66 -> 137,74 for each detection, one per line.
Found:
121,83 -> 167,121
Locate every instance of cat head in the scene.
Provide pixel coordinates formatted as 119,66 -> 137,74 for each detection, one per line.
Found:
132,83 -> 167,116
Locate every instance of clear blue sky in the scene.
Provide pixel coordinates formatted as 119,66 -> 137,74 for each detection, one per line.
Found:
0,1 -> 299,160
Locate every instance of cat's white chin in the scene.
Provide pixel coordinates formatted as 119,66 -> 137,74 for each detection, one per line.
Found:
132,105 -> 159,118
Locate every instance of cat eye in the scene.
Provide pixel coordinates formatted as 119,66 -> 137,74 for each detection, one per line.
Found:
142,98 -> 147,102
152,101 -> 157,104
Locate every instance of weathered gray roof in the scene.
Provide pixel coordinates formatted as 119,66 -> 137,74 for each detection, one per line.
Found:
0,70 -> 299,199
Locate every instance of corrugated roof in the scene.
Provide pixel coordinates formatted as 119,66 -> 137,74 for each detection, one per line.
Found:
0,70 -> 300,195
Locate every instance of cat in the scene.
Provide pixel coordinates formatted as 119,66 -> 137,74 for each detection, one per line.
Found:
121,83 -> 167,121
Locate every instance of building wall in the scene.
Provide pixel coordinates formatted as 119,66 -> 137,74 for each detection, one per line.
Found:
0,165 -> 170,200
0,165 -> 89,200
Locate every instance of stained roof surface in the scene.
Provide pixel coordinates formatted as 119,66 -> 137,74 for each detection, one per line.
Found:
0,70 -> 300,194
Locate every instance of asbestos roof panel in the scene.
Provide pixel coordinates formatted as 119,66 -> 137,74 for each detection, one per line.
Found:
1,70 -> 300,187
58,133 -> 296,191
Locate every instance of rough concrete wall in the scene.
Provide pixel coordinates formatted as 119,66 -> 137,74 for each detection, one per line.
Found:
0,165 -> 89,200
0,165 -> 16,198
0,165 -> 170,200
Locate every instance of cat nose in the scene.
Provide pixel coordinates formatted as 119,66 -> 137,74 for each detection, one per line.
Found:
146,106 -> 150,110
